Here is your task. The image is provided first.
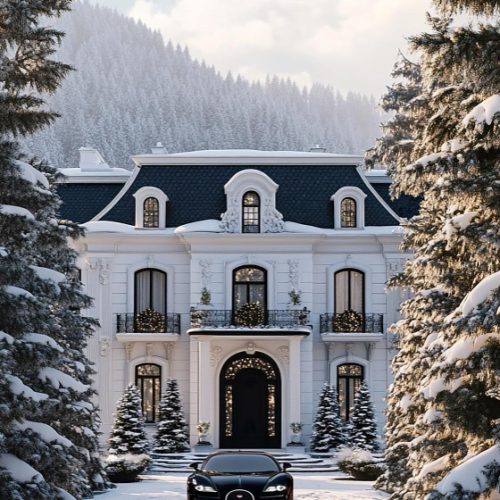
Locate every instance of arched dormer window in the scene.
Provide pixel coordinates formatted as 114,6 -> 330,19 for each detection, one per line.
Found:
340,198 -> 356,228
242,191 -> 260,233
143,197 -> 159,228
330,186 -> 367,229
133,186 -> 168,229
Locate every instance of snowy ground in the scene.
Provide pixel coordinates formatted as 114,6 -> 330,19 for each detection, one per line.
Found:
99,472 -> 388,499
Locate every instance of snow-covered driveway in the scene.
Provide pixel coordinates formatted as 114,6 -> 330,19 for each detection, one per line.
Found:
100,472 -> 389,499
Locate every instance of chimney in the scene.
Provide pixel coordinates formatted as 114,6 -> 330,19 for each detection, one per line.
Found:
151,141 -> 167,154
309,144 -> 326,153
78,147 -> 111,171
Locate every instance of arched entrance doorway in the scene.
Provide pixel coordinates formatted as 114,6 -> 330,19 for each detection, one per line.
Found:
220,351 -> 281,448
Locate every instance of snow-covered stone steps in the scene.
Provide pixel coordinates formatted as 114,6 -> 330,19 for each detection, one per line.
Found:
147,451 -> 338,474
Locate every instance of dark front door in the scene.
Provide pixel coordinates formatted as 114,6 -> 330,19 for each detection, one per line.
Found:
220,352 -> 281,449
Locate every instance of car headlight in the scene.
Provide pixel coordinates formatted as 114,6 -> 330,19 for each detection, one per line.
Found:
264,484 -> 287,492
195,484 -> 217,492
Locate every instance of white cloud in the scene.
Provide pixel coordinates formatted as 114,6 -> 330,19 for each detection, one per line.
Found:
128,0 -> 433,96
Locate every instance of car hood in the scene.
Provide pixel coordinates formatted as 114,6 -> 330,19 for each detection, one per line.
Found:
206,472 -> 275,494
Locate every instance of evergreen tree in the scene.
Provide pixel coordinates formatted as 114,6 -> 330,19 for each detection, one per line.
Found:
349,382 -> 379,452
154,379 -> 190,453
371,0 -> 500,498
310,383 -> 346,452
106,385 -> 150,481
0,1 -> 109,497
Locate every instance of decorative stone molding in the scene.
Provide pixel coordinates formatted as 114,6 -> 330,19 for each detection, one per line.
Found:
210,345 -> 223,367
386,258 -> 406,278
288,260 -> 299,290
276,345 -> 289,363
99,338 -> 109,357
220,169 -> 284,233
89,258 -> 110,285
245,342 -> 257,355
199,259 -> 212,288
164,342 -> 174,360
365,342 -> 376,360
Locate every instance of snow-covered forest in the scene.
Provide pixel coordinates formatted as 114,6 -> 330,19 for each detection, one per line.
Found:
21,0 -> 384,168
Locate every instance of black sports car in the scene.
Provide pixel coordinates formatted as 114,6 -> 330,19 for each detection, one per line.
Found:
187,451 -> 293,499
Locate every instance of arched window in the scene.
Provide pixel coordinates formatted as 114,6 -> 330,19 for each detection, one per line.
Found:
135,364 -> 161,423
341,197 -> 357,228
134,269 -> 167,315
233,266 -> 267,324
242,191 -> 260,233
143,197 -> 159,228
335,269 -> 364,313
337,363 -> 364,420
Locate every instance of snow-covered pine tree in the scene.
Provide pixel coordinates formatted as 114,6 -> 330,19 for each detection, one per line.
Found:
0,1 -> 109,498
106,384 -> 150,481
371,0 -> 500,498
154,379 -> 190,453
310,383 -> 346,452
349,382 -> 379,452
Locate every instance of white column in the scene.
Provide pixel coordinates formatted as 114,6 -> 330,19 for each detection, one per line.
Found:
198,338 -> 215,435
288,337 -> 302,426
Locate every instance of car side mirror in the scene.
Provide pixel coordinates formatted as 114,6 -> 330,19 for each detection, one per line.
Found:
282,462 -> 292,471
190,462 -> 200,470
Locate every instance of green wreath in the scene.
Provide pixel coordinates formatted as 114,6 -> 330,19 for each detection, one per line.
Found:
234,302 -> 265,327
135,309 -> 165,333
334,309 -> 363,332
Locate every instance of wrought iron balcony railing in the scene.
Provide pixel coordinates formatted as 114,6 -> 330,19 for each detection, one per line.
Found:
320,312 -> 383,334
190,308 -> 310,329
116,312 -> 181,334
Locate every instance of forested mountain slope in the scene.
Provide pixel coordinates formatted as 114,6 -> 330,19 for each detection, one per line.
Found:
22,1 -> 383,167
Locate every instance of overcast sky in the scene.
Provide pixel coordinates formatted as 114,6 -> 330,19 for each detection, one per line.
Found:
90,0 -> 433,97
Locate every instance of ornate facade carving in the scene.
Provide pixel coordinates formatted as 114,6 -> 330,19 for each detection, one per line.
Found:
89,258 -> 110,285
220,202 -> 239,233
99,338 -> 109,357
199,259 -> 212,288
276,345 -> 289,363
210,345 -> 223,367
262,199 -> 284,233
386,258 -> 406,278
287,260 -> 299,289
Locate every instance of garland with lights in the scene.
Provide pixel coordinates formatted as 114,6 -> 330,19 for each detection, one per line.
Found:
234,302 -> 265,327
135,309 -> 165,333
333,309 -> 363,333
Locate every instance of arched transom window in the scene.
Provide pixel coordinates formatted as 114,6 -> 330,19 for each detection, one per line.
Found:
337,363 -> 364,420
242,191 -> 260,233
135,364 -> 161,422
340,197 -> 357,228
143,197 -> 159,228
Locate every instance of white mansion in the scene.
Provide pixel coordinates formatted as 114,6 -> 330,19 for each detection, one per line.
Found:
57,146 -> 418,449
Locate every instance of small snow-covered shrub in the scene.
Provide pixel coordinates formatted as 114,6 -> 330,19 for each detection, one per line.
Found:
336,447 -> 385,481
105,453 -> 150,483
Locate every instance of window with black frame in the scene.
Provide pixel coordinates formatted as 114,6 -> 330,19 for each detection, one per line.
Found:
242,191 -> 260,233
233,266 -> 267,325
340,197 -> 357,228
334,269 -> 364,313
134,269 -> 167,315
337,363 -> 364,420
143,197 -> 160,228
135,364 -> 161,422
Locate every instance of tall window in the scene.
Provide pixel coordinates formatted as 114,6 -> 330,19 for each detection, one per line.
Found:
337,363 -> 363,420
233,266 -> 267,311
341,197 -> 357,228
143,197 -> 159,228
134,269 -> 167,314
335,269 -> 364,313
242,191 -> 260,233
135,364 -> 161,422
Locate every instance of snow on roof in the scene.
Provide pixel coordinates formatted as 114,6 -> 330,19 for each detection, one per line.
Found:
59,167 -> 130,177
83,219 -> 402,236
166,149 -> 359,158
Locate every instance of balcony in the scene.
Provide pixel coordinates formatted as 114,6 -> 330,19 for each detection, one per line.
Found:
320,311 -> 384,342
115,311 -> 181,342
189,307 -> 311,334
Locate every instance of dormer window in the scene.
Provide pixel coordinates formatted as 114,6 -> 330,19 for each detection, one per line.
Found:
330,187 -> 367,229
133,186 -> 168,229
242,191 -> 260,233
143,197 -> 159,228
341,198 -> 356,228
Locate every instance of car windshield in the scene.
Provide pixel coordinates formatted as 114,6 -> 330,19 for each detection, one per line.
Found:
202,454 -> 279,474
